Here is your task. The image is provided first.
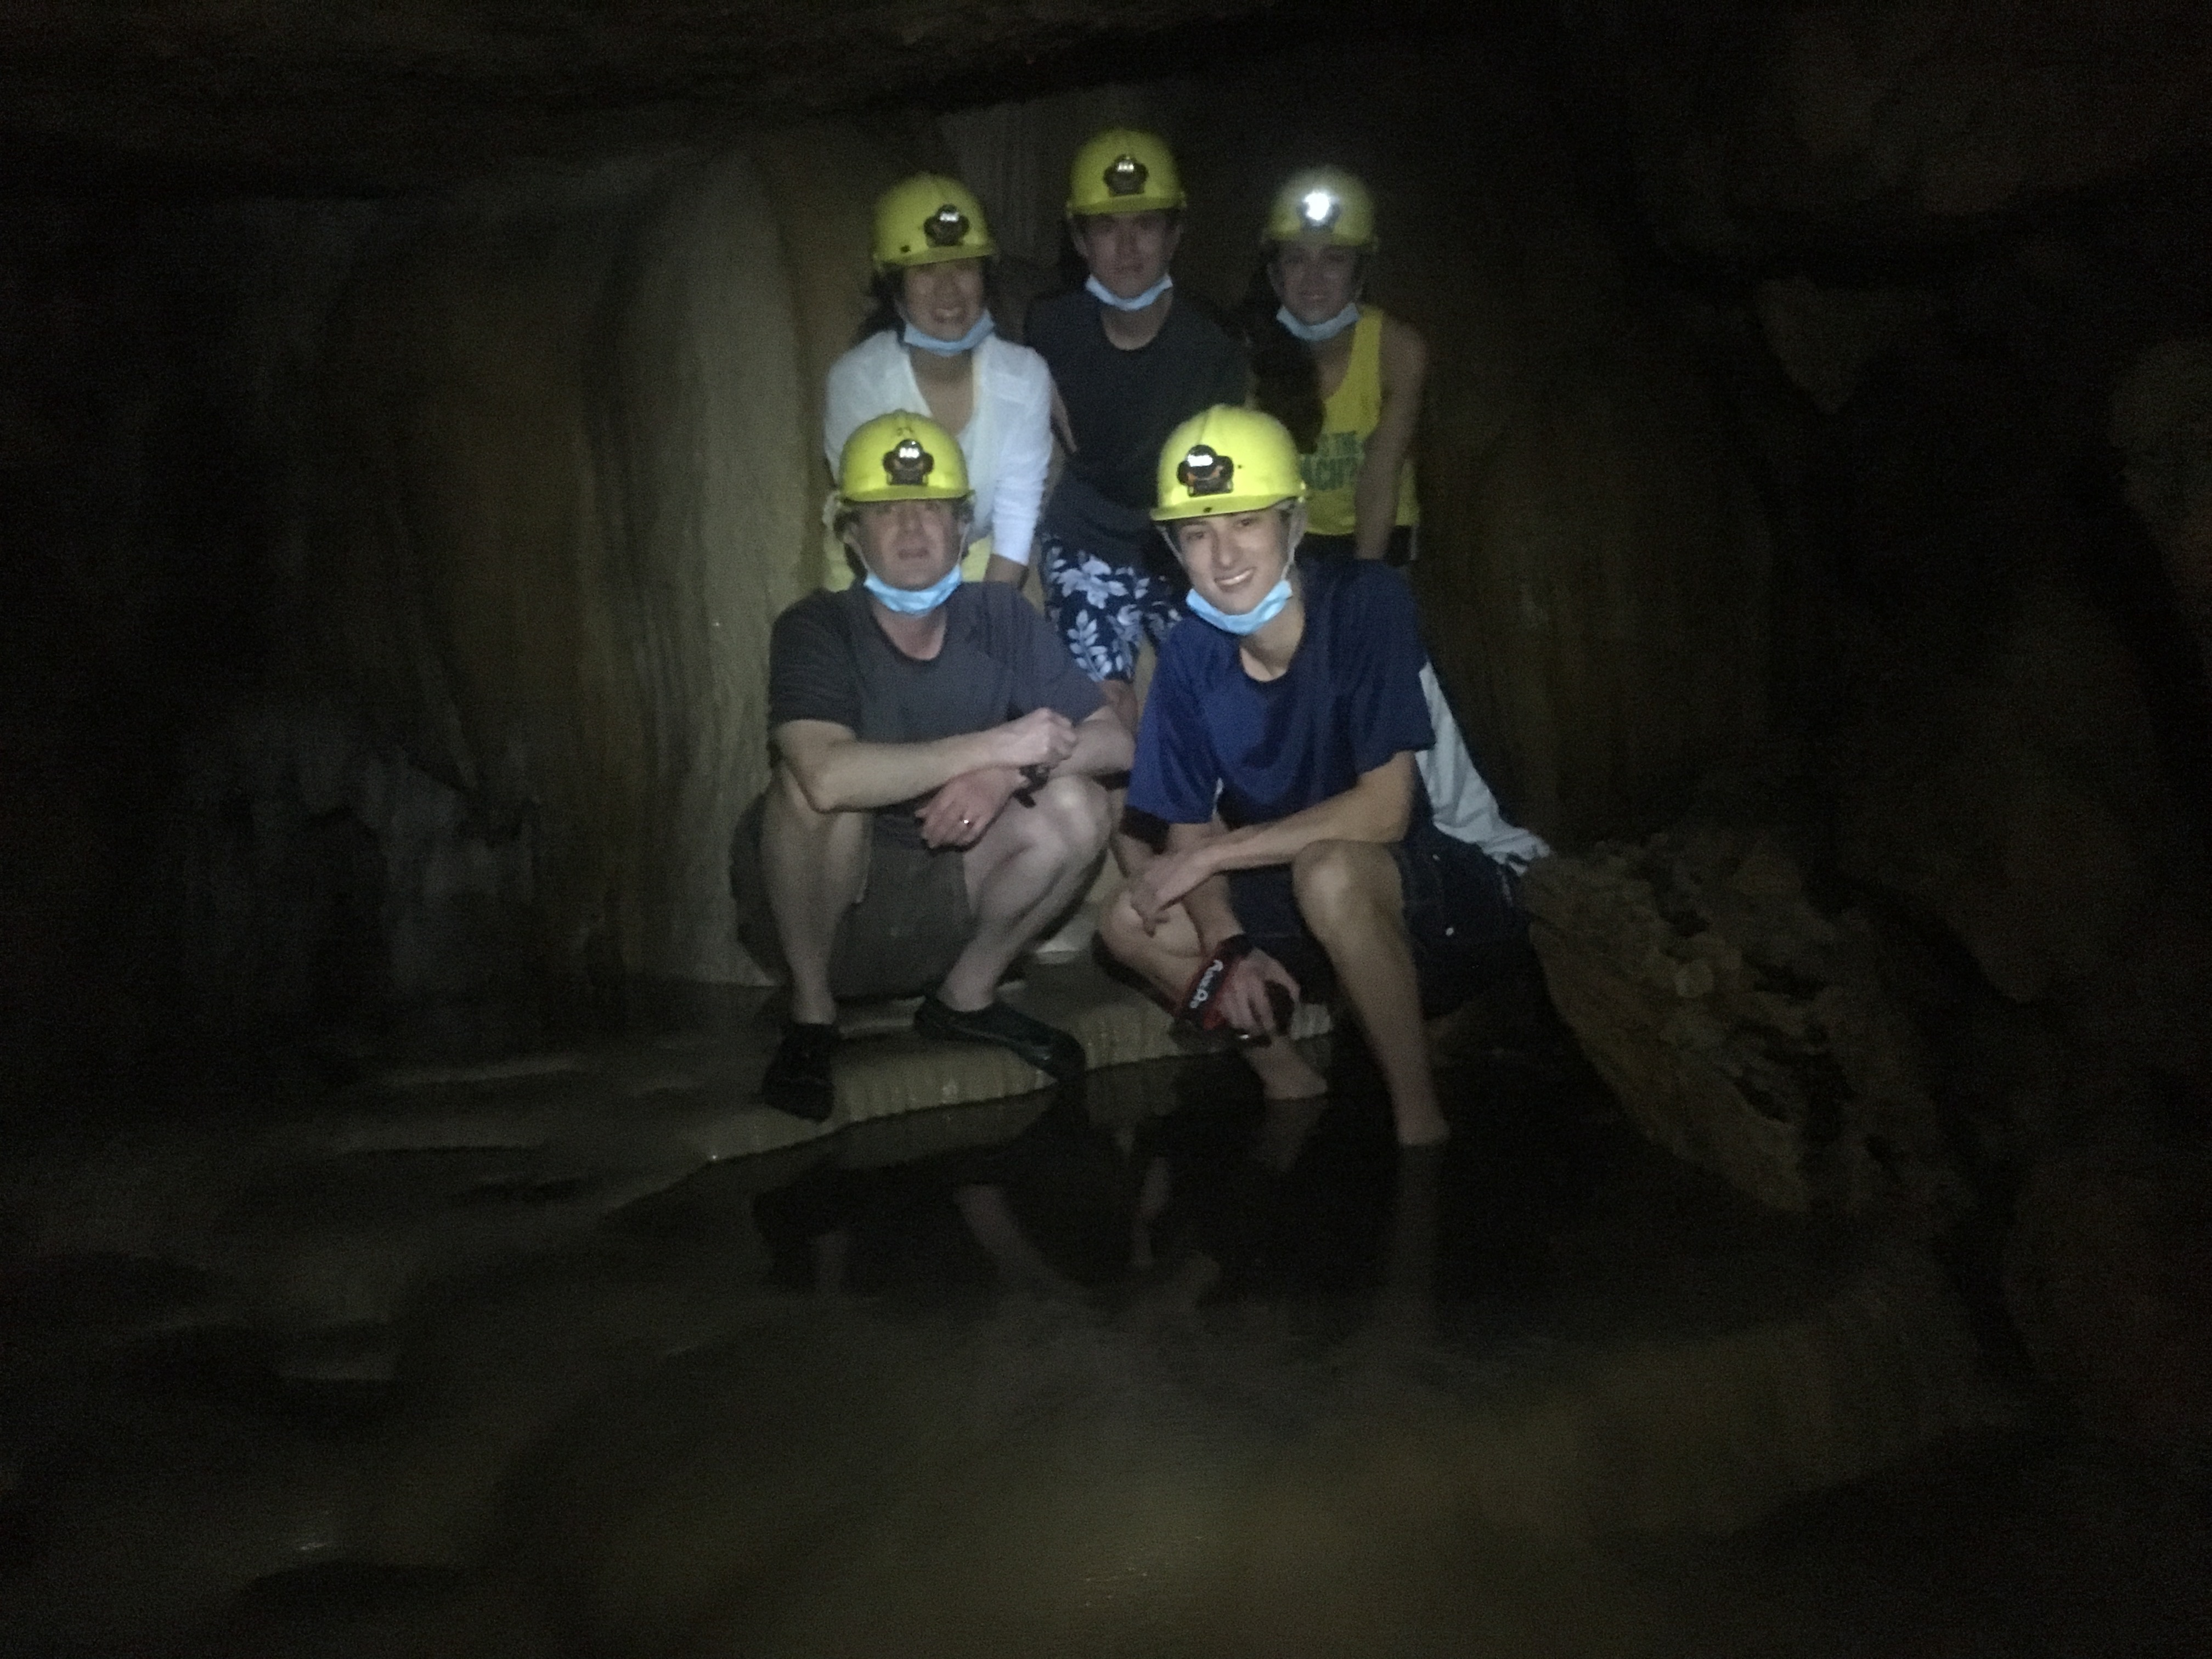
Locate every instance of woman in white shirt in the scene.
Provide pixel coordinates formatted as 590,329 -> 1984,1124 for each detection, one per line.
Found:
821,174 -> 1055,588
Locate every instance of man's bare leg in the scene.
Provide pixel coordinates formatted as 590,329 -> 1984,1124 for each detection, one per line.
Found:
1096,891 -> 1327,1101
760,760 -> 870,1026
1290,840 -> 1448,1146
935,776 -> 1110,1013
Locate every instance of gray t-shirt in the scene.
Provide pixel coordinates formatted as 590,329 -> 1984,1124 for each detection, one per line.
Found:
768,582 -> 1104,847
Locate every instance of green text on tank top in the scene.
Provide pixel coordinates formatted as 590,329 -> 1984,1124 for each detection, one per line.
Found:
1298,307 -> 1418,538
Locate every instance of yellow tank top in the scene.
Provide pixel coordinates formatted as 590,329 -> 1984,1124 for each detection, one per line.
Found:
1297,307 -> 1419,539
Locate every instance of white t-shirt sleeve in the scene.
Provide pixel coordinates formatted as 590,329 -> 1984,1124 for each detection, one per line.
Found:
822,333 -> 905,470
1418,662 -> 1552,871
982,344 -> 1054,568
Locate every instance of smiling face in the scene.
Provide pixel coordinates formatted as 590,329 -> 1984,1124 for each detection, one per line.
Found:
1269,238 -> 1363,326
1169,504 -> 1301,616
898,258 -> 986,343
1075,210 -> 1181,301
847,497 -> 966,591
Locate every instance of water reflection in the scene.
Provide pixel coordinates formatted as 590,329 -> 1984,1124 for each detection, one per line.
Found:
7,1031 -> 2205,1657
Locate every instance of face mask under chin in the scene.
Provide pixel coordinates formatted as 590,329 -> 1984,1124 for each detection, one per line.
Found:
1086,272 -> 1173,313
902,309 -> 995,356
1186,569 -> 1294,636
861,557 -> 964,616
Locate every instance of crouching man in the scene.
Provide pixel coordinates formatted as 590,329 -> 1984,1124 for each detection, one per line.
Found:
743,411 -> 1133,1120
1100,408 -> 1548,1146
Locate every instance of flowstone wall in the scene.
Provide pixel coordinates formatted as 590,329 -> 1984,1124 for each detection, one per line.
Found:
238,46 -> 1773,1042
291,134 -> 906,1012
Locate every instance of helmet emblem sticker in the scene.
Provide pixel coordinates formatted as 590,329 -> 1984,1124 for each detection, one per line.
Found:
923,204 -> 969,247
1177,445 -> 1235,496
1299,188 -> 1340,229
1104,155 -> 1149,196
884,437 -> 934,487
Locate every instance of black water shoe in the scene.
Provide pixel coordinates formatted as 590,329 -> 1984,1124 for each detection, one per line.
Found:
913,996 -> 1086,1085
760,1022 -> 840,1122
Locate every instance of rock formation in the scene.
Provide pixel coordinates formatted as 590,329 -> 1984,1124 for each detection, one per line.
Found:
1523,827 -> 1960,1223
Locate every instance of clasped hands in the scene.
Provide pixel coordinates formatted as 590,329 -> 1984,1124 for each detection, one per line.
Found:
913,707 -> 1076,849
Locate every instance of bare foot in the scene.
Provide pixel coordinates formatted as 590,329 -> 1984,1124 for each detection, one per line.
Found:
1246,1034 -> 1326,1102
1393,1108 -> 1452,1148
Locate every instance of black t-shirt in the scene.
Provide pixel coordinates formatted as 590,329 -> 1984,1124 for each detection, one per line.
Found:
768,582 -> 1104,845
1028,289 -> 1248,571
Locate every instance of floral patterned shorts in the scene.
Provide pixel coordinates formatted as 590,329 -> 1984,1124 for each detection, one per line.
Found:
1039,534 -> 1186,684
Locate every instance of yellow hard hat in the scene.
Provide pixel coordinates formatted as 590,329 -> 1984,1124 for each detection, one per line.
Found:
1066,128 -> 1186,218
1153,406 -> 1306,521
839,411 -> 972,505
872,173 -> 997,270
1264,167 -> 1377,250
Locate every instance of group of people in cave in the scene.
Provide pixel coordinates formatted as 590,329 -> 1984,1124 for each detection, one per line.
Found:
734,128 -> 1550,1301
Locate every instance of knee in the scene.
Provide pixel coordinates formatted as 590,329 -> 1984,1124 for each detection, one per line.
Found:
770,758 -> 819,817
1034,774 -> 1111,862
768,761 -> 858,843
1291,839 -> 1395,936
1096,887 -> 1145,965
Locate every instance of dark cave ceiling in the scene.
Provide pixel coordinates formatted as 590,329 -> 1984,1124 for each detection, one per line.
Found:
5,0 -> 2212,258
0,1 -> 1310,191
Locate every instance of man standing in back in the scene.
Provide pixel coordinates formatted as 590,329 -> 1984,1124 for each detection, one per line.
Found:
1027,128 -> 1247,733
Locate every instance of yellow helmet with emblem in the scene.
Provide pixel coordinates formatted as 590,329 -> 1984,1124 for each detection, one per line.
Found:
838,411 -> 971,505
1066,128 -> 1187,218
1152,406 -> 1306,522
872,173 -> 997,270
1263,166 -> 1377,250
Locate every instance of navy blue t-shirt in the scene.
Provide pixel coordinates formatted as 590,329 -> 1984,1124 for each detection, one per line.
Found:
1130,560 -> 1434,830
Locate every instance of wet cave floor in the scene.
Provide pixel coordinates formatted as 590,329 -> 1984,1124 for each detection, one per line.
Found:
3,1022 -> 2209,1657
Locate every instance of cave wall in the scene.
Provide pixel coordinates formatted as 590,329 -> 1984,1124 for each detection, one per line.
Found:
10,5 -> 2209,1094
288,134 -> 913,1009
178,35 -> 1773,1047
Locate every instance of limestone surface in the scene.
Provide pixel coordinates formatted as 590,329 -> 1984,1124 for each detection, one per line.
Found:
1522,828 -> 1960,1221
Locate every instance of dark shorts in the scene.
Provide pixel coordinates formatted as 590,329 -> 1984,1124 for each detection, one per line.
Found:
1297,526 -> 1417,568
730,794 -> 975,1002
1039,532 -> 1184,684
1225,819 -> 1527,1018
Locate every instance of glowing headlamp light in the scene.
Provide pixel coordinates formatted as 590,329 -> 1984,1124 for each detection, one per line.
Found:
1300,188 -> 1339,228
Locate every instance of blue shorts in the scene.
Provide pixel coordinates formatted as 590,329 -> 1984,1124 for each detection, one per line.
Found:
1039,533 -> 1184,684
1226,819 -> 1529,1017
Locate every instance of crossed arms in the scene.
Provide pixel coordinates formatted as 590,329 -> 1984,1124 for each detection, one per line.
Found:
775,705 -> 1132,849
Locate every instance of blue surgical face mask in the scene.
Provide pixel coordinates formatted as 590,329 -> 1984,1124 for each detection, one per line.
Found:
902,309 -> 995,356
1276,301 -> 1359,343
1185,571 -> 1294,636
862,561 -> 963,616
1086,272 -> 1173,313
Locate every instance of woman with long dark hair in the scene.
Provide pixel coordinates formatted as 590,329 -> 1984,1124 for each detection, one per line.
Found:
821,174 -> 1053,588
1243,167 -> 1425,566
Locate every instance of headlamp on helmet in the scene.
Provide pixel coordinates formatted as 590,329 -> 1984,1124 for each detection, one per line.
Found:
1152,407 -> 1306,522
839,411 -> 972,506
872,173 -> 997,270
1066,128 -> 1187,218
1264,167 -> 1378,251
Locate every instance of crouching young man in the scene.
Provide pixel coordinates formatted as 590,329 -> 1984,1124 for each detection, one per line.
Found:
1099,408 -> 1548,1147
743,411 -> 1133,1120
